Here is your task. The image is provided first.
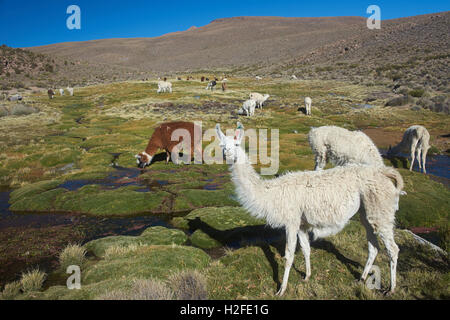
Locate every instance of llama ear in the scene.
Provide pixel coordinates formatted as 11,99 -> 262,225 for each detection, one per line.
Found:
235,122 -> 244,143
215,124 -> 225,142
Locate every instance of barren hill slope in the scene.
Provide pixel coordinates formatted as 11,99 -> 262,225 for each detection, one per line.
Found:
27,16 -> 366,72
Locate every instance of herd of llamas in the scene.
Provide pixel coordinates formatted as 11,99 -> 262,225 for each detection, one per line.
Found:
36,75 -> 432,296
132,76 -> 432,295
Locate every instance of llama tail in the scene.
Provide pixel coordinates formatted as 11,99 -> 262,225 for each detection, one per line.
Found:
381,167 -> 407,196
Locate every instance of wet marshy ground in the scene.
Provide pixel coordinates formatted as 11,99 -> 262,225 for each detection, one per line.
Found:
381,151 -> 450,187
0,186 -> 174,287
0,163 -> 272,286
1,152 -> 448,287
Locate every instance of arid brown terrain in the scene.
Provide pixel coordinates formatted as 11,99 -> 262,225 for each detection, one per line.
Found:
1,12 -> 449,112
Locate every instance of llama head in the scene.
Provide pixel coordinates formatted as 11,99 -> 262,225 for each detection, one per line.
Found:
135,152 -> 152,169
215,122 -> 244,163
387,145 -> 393,156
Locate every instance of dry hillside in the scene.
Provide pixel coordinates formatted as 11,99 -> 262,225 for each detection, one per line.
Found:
27,16 -> 367,72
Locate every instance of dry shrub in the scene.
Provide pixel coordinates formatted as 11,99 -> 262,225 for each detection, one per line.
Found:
169,270 -> 208,300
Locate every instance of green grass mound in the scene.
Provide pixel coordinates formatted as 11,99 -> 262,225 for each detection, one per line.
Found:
53,185 -> 170,215
20,279 -> 133,300
82,245 -> 210,285
190,230 -> 222,249
9,183 -> 171,215
207,221 -> 450,300
173,206 -> 272,249
9,179 -> 63,202
173,188 -> 238,211
85,226 -> 188,257
397,169 -> 450,229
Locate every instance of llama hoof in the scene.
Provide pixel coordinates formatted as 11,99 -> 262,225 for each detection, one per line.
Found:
275,289 -> 285,296
303,276 -> 310,282
383,289 -> 394,296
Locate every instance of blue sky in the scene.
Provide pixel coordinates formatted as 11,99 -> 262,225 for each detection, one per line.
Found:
0,0 -> 448,48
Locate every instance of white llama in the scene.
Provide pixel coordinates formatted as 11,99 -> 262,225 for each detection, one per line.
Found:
216,122 -> 405,296
304,97 -> 312,115
242,99 -> 257,117
308,126 -> 384,171
387,125 -> 430,174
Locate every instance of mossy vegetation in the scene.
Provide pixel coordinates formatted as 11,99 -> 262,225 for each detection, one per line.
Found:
84,226 -> 188,257
1,77 -> 448,300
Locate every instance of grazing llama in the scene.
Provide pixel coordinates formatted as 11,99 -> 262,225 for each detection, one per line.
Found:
135,121 -> 202,167
242,99 -> 257,117
157,81 -> 172,93
249,93 -> 270,109
308,126 -> 384,170
216,122 -> 405,296
206,80 -> 217,91
387,125 -> 430,174
47,89 -> 55,99
304,97 -> 312,115
66,87 -> 74,96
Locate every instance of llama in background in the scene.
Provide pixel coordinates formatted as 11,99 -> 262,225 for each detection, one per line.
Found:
304,97 -> 312,115
388,125 -> 430,174
308,126 -> 384,170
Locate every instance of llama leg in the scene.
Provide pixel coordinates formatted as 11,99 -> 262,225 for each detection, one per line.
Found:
314,151 -> 326,171
166,151 -> 170,164
276,228 -> 297,296
379,228 -> 399,294
422,147 -> 428,174
416,148 -> 422,170
409,140 -> 418,171
297,230 -> 311,281
360,240 -> 378,281
359,210 -> 380,281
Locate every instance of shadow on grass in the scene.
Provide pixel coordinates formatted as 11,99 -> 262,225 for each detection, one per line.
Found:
187,218 -> 363,290
148,152 -> 202,165
311,239 -> 362,279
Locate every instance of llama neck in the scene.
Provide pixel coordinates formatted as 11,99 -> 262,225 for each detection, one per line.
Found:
230,147 -> 262,208
391,136 -> 409,154
145,136 -> 161,156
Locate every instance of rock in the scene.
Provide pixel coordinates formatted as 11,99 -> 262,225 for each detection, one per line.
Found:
385,95 -> 413,107
352,104 -> 374,110
365,91 -> 392,102
7,94 -> 22,101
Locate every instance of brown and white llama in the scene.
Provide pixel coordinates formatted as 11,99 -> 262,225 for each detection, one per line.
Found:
135,121 -> 202,168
